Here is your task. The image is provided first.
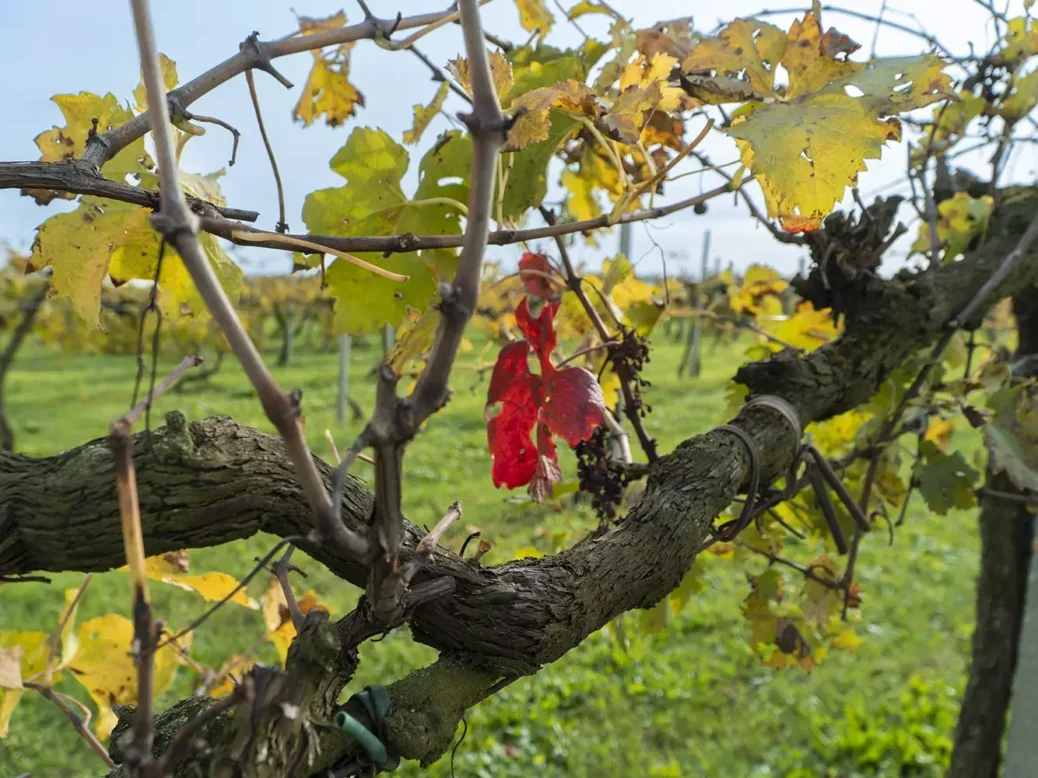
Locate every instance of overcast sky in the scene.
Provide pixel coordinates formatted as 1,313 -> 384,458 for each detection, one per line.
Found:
1,0 -> 1035,280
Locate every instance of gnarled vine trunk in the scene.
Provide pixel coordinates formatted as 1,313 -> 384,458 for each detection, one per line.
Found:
947,288 -> 1038,778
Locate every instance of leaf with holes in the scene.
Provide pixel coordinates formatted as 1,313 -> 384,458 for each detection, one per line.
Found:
680,9 -> 953,231
485,298 -> 606,500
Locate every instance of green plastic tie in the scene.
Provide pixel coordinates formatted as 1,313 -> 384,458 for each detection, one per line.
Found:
334,708 -> 390,767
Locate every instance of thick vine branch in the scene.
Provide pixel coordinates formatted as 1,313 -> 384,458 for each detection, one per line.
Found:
0,161 -> 258,221
4,191 -> 1038,769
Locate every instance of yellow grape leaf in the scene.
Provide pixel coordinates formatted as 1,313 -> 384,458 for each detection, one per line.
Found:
261,579 -> 330,664
512,546 -> 544,560
682,9 -> 953,231
386,304 -> 441,376
598,81 -> 663,144
997,16 -> 1038,63
0,632 -> 49,738
561,167 -> 601,221
294,46 -> 365,127
729,265 -> 787,315
58,585 -> 86,667
209,655 -> 259,698
1001,70 -> 1038,122
759,302 -> 838,351
911,192 -> 994,261
404,82 -> 450,145
681,17 -> 788,102
31,169 -> 242,323
69,616 -> 188,739
925,416 -> 955,451
507,80 -> 599,151
133,53 -> 178,112
830,623 -> 863,652
137,553 -> 258,609
514,0 -> 554,37
28,92 -> 151,205
569,0 -> 613,19
731,95 -> 903,234
447,51 -> 514,100
620,52 -> 684,113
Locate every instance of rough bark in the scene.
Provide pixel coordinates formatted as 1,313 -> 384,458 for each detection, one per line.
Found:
2,197 -> 1037,773
947,287 -> 1038,777
947,472 -> 1035,778
0,160 -> 259,222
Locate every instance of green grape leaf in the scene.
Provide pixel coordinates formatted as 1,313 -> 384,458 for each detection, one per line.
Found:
984,383 -> 1038,492
304,128 -> 466,334
501,111 -> 581,221
916,440 -> 980,515
403,82 -> 450,145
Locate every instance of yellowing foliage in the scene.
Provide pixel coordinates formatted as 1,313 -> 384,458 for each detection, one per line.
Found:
70,616 -> 188,739
911,192 -> 994,261
681,10 -> 953,231
293,12 -> 364,127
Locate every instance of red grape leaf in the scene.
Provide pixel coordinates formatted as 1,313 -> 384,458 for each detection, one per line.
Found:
486,296 -> 606,499
518,252 -> 559,299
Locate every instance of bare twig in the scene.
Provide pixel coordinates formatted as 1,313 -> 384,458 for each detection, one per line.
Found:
183,112 -> 241,165
128,0 -> 368,562
24,682 -> 115,770
81,8 -> 462,169
199,182 -> 731,256
245,69 -> 287,232
401,501 -> 462,584
157,679 -> 253,775
122,355 -> 203,428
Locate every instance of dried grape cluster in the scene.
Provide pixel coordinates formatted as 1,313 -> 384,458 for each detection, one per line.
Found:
610,327 -> 652,418
576,427 -> 630,524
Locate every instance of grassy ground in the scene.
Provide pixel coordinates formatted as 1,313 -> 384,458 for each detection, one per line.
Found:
0,328 -> 979,777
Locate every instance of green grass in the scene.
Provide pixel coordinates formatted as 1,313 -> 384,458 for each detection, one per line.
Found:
0,329 -> 979,777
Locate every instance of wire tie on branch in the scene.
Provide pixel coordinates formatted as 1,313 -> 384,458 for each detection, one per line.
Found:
334,685 -> 399,771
